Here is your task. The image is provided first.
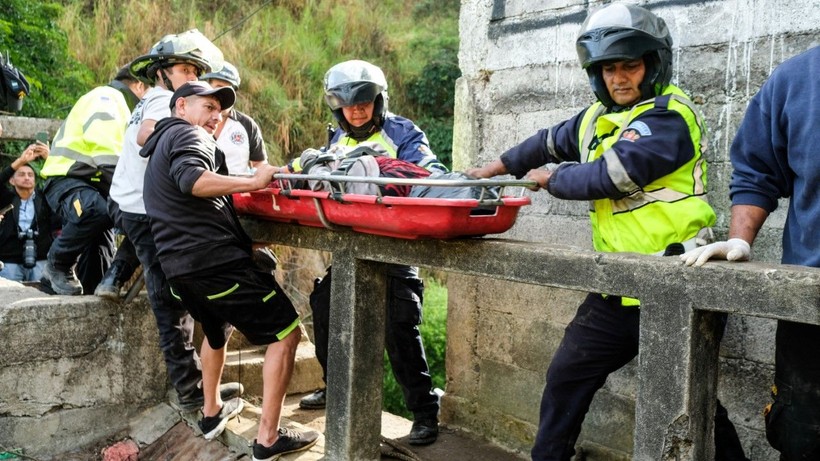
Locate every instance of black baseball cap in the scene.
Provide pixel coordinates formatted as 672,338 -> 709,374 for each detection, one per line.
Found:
169,80 -> 236,111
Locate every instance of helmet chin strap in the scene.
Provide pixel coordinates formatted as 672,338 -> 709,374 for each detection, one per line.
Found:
159,68 -> 176,92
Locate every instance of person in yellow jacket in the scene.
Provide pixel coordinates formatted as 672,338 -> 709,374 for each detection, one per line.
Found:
467,4 -> 748,460
39,66 -> 146,295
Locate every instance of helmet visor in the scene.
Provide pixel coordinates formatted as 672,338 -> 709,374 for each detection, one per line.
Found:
324,81 -> 382,110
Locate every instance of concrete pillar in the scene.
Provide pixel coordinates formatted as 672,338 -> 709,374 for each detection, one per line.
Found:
634,298 -> 723,460
323,252 -> 387,460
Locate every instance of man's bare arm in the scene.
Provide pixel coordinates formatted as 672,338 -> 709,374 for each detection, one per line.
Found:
191,163 -> 275,197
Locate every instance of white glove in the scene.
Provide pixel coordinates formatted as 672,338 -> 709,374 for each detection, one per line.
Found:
680,238 -> 751,267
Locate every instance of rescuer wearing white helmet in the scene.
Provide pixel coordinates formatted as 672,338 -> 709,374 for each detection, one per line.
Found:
296,59 -> 447,446
107,29 -> 244,419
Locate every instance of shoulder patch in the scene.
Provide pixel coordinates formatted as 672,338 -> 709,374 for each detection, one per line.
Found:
620,120 -> 652,142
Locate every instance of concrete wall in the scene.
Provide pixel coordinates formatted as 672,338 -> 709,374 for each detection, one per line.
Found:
452,0 -> 819,458
0,280 -> 166,458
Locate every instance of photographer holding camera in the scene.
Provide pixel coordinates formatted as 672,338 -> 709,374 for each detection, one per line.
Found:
0,141 -> 56,282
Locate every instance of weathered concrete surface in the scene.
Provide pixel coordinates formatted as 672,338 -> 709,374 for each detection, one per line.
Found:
220,334 -> 325,397
452,0 -> 819,458
0,115 -> 62,141
243,221 -> 820,460
0,280 -> 166,458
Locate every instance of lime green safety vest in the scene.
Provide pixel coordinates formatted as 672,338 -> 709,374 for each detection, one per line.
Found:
290,131 -> 398,173
577,85 -> 716,305
40,85 -> 130,186
335,131 -> 398,157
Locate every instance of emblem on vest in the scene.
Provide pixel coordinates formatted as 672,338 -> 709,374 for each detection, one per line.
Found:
620,121 -> 652,142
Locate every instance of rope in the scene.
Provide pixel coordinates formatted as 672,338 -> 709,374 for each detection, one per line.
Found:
379,437 -> 422,461
212,0 -> 274,42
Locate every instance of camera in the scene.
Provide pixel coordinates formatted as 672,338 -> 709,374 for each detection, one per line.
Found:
18,228 -> 38,269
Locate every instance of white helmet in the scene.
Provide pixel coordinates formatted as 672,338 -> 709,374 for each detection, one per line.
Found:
323,60 -> 389,136
129,29 -> 223,88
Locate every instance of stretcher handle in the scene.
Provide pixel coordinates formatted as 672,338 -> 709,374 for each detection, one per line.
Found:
271,173 -> 537,189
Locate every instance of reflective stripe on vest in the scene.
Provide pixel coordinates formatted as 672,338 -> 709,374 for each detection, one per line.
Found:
40,86 -> 128,179
577,86 -> 717,306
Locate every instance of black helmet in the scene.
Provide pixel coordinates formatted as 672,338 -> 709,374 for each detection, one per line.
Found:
129,29 -> 223,85
323,60 -> 389,136
201,61 -> 241,89
576,3 -> 673,108
0,52 -> 30,113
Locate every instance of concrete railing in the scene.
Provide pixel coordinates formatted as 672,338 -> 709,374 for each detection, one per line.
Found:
0,115 -> 62,141
242,219 -> 820,461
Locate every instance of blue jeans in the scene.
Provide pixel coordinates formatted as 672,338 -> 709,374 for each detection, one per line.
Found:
0,260 -> 46,282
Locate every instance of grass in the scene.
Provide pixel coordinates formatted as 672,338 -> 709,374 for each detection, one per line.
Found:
54,0 -> 459,165
382,275 -> 447,418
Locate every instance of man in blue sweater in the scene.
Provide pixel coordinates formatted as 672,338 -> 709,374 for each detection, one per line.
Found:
682,46 -> 820,460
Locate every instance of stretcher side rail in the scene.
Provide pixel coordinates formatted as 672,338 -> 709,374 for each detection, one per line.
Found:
271,172 -> 537,205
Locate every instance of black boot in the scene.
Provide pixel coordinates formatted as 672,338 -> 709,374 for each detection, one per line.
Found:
94,260 -> 128,300
408,417 -> 439,445
299,388 -> 327,409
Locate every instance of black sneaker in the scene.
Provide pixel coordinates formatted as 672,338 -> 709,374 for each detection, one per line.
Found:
408,417 -> 438,445
198,397 -> 244,440
178,382 -> 245,412
298,388 -> 326,409
41,261 -> 83,295
252,427 -> 320,460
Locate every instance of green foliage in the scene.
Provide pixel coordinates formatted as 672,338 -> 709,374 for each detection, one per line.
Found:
382,277 -> 447,419
51,0 -> 459,166
0,0 -> 93,118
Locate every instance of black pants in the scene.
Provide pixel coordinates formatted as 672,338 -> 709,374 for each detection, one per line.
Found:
44,177 -> 114,291
531,293 -> 748,461
119,211 -> 201,400
766,320 -> 820,460
106,198 -> 140,283
310,266 -> 439,419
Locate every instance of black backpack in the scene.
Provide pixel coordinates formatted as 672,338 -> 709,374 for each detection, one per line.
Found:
0,52 -> 30,113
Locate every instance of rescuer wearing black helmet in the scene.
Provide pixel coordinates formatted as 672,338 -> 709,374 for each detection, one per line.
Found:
576,2 -> 673,109
467,4 -> 749,460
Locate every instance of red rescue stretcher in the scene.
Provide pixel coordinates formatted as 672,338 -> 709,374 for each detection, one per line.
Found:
232,174 -> 534,240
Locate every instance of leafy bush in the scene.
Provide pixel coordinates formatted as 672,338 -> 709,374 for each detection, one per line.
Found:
382,277 -> 447,419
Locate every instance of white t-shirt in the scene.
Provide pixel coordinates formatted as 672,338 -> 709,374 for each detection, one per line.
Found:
215,109 -> 267,175
110,87 -> 171,214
